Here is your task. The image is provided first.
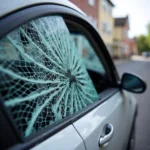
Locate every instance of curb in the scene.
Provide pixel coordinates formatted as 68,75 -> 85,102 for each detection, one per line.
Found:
131,56 -> 150,62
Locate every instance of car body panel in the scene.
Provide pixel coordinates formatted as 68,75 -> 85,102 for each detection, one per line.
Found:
31,125 -> 85,150
0,0 -> 85,18
0,1 -> 138,150
73,91 -> 137,150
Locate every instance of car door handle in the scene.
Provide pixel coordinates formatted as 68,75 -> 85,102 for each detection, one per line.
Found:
99,123 -> 114,147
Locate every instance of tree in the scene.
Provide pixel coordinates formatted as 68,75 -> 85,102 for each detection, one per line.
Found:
147,23 -> 150,35
147,23 -> 150,48
137,35 -> 149,53
137,23 -> 150,53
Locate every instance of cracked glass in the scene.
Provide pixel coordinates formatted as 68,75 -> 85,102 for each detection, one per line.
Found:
0,16 -> 101,137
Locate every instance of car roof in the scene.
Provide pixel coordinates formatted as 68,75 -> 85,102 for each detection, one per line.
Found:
0,0 -> 85,18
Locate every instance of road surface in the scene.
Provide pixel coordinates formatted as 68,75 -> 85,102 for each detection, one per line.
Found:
116,60 -> 150,150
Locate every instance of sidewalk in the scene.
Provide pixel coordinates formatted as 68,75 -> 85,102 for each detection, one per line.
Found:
113,59 -> 129,65
131,55 -> 150,62
113,55 -> 150,65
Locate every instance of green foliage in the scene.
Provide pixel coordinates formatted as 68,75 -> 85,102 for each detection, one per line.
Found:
147,23 -> 150,35
137,23 -> 150,53
137,35 -> 150,53
147,24 -> 150,48
148,35 -> 150,48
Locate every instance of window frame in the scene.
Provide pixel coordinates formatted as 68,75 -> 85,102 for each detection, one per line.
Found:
0,4 -> 120,150
102,21 -> 107,33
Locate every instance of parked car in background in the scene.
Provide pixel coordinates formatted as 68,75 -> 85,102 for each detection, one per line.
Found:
142,52 -> 150,57
0,0 -> 146,150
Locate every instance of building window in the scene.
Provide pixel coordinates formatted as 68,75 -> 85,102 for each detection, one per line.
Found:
88,0 -> 95,6
124,30 -> 128,38
102,0 -> 112,15
102,0 -> 107,11
102,22 -> 112,35
108,5 -> 112,15
107,24 -> 112,35
102,22 -> 107,33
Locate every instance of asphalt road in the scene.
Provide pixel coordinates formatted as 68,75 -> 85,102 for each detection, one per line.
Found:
116,60 -> 150,150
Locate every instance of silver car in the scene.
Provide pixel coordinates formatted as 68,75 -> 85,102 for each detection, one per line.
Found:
0,0 -> 146,150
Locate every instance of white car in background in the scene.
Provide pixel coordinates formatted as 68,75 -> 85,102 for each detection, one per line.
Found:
0,0 -> 146,150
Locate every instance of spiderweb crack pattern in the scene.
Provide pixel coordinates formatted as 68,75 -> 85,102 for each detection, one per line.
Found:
0,16 -> 99,137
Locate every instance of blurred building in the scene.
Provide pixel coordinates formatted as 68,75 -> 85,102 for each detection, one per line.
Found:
112,16 -> 130,58
130,37 -> 138,55
69,0 -> 131,59
69,0 -> 99,28
69,0 -> 115,54
98,0 -> 114,56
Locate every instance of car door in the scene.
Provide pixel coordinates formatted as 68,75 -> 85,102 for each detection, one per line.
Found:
0,5 -> 89,150
0,4 -> 137,150
66,18 -> 137,150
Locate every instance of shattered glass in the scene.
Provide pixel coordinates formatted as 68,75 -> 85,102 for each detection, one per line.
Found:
72,34 -> 105,73
0,16 -> 99,137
